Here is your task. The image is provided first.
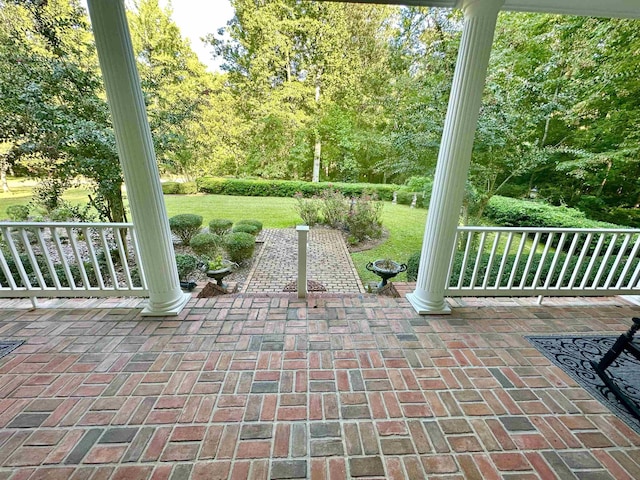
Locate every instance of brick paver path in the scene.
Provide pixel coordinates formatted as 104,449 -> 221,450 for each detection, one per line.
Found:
0,292 -> 638,479
244,228 -> 364,294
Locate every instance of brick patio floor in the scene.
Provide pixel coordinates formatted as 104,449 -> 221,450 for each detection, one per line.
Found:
244,228 -> 363,294
0,290 -> 639,479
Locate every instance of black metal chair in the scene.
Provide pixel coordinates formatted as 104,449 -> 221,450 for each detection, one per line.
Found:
590,317 -> 640,421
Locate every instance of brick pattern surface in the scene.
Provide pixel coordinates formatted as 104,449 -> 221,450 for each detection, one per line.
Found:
0,292 -> 638,479
244,228 -> 364,293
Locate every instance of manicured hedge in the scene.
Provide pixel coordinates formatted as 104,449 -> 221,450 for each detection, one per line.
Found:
195,177 -> 402,201
485,196 -> 620,230
407,250 -> 640,288
162,182 -> 198,194
396,191 -> 425,208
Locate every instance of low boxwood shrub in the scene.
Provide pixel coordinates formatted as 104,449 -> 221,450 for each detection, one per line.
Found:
189,232 -> 220,257
223,232 -> 255,263
180,182 -> 197,194
406,251 -> 421,282
0,251 -> 96,289
449,251 -> 640,289
209,219 -> 233,236
175,253 -> 199,280
406,249 -> 640,288
6,205 -> 29,221
169,214 -> 203,245
232,224 -> 259,236
236,219 -> 263,232
162,182 -> 198,195
162,182 -> 181,194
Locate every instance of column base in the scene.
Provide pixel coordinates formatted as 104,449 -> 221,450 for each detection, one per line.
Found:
141,292 -> 191,317
406,291 -> 452,315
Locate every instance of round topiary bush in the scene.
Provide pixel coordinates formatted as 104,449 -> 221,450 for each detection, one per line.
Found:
6,205 -> 30,221
209,219 -> 233,236
223,232 -> 255,264
189,232 -> 220,257
169,214 -> 203,245
236,219 -> 263,233
175,253 -> 198,280
406,251 -> 421,282
232,224 -> 259,236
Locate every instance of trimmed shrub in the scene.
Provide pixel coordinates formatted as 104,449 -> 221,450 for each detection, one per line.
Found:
169,214 -> 203,245
6,205 -> 29,221
0,251 -> 96,289
223,232 -> 255,264
232,224 -> 259,236
406,251 -> 421,282
209,219 -> 233,236
175,254 -> 198,280
237,219 -> 263,232
396,191 -> 424,207
345,194 -> 383,242
485,196 -> 620,230
189,232 -> 220,257
162,182 -> 181,194
607,208 -> 640,228
449,251 -> 640,289
162,182 -> 198,195
181,182 -> 198,194
195,177 -> 401,201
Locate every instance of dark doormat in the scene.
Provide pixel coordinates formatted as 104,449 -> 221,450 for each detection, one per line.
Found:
526,335 -> 640,434
0,340 -> 24,360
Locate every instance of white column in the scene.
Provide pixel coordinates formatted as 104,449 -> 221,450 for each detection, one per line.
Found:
87,0 -> 190,316
407,0 -> 504,315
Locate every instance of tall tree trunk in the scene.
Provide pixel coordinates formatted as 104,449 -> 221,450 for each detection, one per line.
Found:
0,159 -> 9,193
313,137 -> 321,182
540,85 -> 559,147
312,72 -> 322,183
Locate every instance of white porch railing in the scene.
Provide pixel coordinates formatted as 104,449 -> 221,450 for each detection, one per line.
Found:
0,222 -> 148,298
447,226 -> 640,297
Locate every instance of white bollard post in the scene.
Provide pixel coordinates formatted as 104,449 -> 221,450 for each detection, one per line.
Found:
297,226 -> 309,299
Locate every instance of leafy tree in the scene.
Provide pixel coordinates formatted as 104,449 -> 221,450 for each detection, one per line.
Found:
209,0 -> 393,182
0,0 -> 126,222
127,0 -> 216,181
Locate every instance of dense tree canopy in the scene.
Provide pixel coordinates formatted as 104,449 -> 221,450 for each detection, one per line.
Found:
0,0 -> 638,224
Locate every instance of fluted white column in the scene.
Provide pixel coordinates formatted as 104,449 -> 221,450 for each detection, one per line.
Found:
87,0 -> 190,316
407,0 -> 504,315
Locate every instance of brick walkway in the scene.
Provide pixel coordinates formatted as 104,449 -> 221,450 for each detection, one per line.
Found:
244,228 -> 363,294
0,292 -> 638,479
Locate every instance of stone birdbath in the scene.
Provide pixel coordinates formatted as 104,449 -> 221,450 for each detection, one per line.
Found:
366,259 -> 407,289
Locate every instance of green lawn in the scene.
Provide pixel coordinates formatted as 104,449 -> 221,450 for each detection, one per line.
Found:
352,204 -> 427,284
0,183 -> 428,284
166,194 -> 428,283
164,194 -> 300,228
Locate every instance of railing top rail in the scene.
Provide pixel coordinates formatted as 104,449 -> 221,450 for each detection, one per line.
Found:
457,226 -> 640,234
0,222 -> 135,229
